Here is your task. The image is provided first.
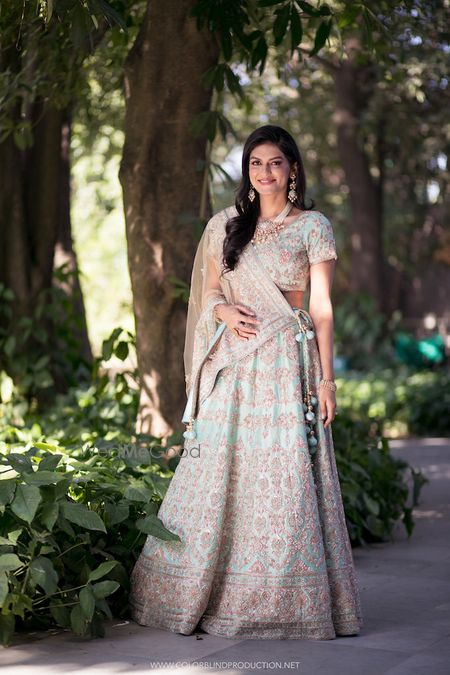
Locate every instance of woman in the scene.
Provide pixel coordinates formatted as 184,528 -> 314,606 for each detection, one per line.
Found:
129,125 -> 364,640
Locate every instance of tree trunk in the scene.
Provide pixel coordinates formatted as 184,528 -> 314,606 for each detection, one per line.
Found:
120,0 -> 219,437
0,101 -> 92,391
332,60 -> 385,313
54,110 -> 93,365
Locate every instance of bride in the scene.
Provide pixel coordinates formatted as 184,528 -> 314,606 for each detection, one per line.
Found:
129,124 -> 363,640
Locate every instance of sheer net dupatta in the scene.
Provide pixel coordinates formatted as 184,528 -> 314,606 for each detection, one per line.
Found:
182,211 -> 233,431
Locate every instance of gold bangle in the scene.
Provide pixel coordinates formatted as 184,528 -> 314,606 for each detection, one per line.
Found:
319,379 -> 337,392
213,302 -> 227,323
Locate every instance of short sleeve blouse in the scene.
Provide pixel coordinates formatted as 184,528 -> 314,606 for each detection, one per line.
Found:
304,212 -> 338,266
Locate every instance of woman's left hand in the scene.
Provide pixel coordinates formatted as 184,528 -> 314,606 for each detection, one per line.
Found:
319,389 -> 337,428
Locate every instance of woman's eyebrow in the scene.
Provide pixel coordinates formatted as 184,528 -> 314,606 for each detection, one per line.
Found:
250,155 -> 284,161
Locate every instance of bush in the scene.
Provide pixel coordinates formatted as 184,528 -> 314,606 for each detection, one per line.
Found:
0,437 -> 182,647
336,366 -> 450,437
332,415 -> 428,545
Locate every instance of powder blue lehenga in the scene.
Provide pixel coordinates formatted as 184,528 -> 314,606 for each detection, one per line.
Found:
128,207 -> 364,640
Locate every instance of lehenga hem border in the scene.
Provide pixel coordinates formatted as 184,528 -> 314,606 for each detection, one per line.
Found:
130,609 -> 362,642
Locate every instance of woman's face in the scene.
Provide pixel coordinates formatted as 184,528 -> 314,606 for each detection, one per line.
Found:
248,142 -> 295,198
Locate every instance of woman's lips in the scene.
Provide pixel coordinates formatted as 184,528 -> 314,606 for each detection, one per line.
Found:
259,179 -> 275,184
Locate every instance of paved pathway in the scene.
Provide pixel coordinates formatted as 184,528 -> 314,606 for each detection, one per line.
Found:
1,437 -> 449,674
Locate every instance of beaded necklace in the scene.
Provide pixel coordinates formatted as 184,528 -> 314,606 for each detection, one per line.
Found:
251,201 -> 294,245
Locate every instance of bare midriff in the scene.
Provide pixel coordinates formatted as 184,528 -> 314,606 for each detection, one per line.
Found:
281,289 -> 305,309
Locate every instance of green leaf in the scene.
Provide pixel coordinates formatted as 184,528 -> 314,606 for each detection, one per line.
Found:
79,586 -> 96,620
34,441 -> 61,453
220,29 -> 233,60
0,553 -> 23,572
290,5 -> 303,52
297,1 -> 321,17
337,4 -> 360,28
3,335 -> 15,356
10,484 -> 42,523
124,485 -> 153,503
38,453 -> 63,472
29,556 -> 58,594
60,502 -> 106,533
92,580 -> 120,599
258,0 -> 285,6
23,471 -> 65,486
70,2 -> 96,49
70,604 -> 88,636
40,502 -> 59,531
89,0 -> 128,32
363,493 -> 380,516
88,561 -> 118,583
273,5 -> 291,45
34,355 -> 50,371
136,514 -> 181,542
50,599 -> 70,628
0,613 -> 15,647
47,0 -> 54,22
310,18 -> 332,56
252,36 -> 268,75
0,479 -> 16,506
115,341 -> 129,361
0,571 -> 9,606
95,597 -> 113,619
6,453 -> 33,473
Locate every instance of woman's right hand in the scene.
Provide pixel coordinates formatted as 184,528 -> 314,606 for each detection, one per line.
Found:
216,303 -> 261,340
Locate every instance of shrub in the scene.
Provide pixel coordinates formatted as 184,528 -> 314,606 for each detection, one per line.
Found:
333,415 -> 428,545
0,437 -> 182,647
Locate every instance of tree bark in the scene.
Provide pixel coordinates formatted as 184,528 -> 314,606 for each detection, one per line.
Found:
332,60 -> 385,312
54,110 -> 93,365
0,101 -> 93,389
120,0 -> 219,437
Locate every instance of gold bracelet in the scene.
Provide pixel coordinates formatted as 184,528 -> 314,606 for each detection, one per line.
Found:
319,379 -> 337,392
213,302 -> 228,323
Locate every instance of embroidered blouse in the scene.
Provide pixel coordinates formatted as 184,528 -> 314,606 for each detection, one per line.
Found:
251,210 -> 338,292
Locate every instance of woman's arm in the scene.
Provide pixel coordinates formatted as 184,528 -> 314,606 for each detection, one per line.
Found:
308,259 -> 336,380
308,259 -> 337,428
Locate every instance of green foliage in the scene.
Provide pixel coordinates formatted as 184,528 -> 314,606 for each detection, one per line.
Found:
334,292 -> 403,371
387,369 -> 450,437
0,323 -> 186,647
0,271 -> 91,400
332,415 -> 428,545
336,366 -> 450,437
0,0 -> 131,149
0,438 -> 181,647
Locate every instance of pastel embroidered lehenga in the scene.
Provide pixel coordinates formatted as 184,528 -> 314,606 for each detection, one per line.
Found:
129,206 -> 364,640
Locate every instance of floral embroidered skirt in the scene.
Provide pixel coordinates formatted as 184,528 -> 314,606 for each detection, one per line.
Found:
129,317 -> 364,640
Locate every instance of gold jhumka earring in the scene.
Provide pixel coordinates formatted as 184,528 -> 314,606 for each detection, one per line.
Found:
288,173 -> 297,202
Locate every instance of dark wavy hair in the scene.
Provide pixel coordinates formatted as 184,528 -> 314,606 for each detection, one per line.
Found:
220,125 -> 314,275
